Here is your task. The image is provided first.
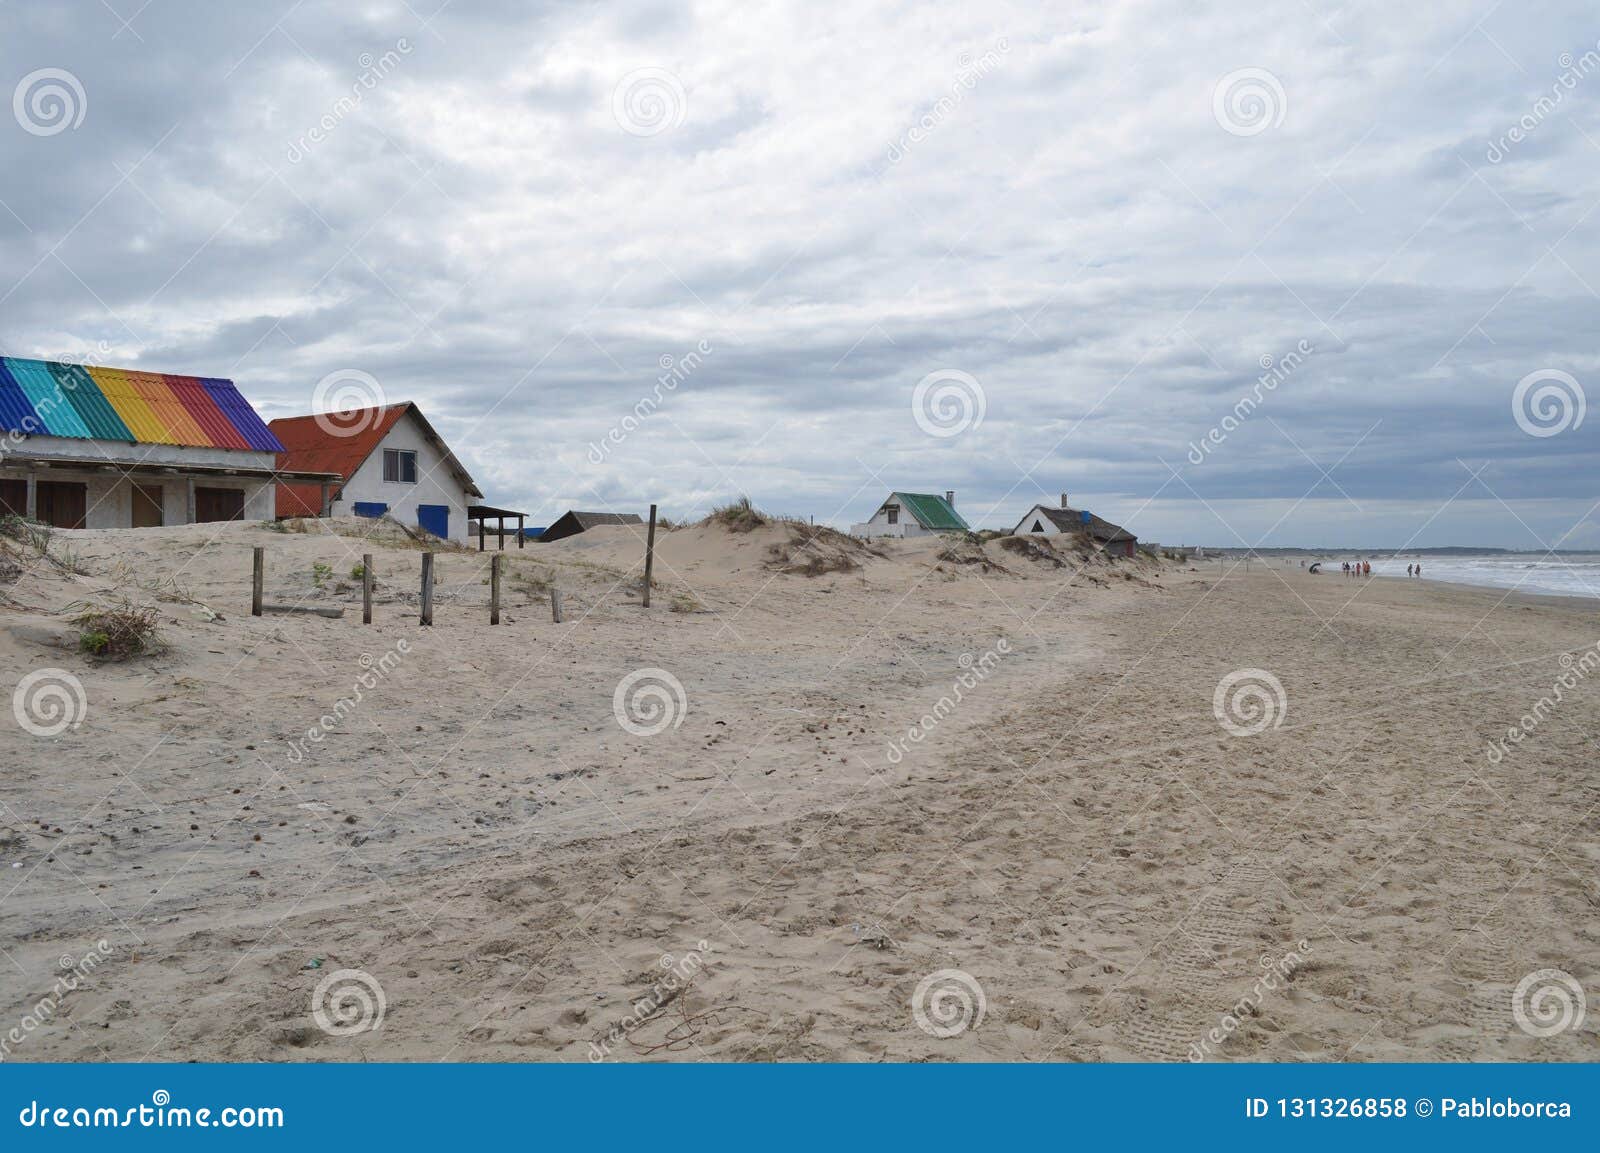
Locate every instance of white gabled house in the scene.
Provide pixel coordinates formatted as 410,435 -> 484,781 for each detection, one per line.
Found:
270,402 -> 482,542
850,490 -> 970,539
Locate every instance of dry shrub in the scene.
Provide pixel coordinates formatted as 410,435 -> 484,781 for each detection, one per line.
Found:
670,592 -> 703,613
704,496 -> 768,533
779,551 -> 858,577
764,522 -> 873,576
73,600 -> 164,661
935,533 -> 1010,574
998,535 -> 1065,567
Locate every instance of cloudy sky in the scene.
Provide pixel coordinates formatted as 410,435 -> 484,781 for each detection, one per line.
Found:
2,1 -> 1597,547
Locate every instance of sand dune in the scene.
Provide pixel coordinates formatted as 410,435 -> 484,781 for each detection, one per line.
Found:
1,518 -> 1595,1061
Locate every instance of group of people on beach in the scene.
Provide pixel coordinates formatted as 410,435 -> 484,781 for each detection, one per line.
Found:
1337,560 -> 1425,577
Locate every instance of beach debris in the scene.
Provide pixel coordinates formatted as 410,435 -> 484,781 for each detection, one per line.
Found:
73,599 -> 165,660
851,923 -> 896,951
302,958 -> 324,970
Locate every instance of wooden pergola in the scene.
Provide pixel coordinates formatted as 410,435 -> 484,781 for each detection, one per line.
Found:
466,503 -> 529,550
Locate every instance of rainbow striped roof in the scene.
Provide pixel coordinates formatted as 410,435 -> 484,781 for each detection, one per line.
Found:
0,359 -> 283,452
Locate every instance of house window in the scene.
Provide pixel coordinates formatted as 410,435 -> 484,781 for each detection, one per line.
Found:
886,505 -> 899,525
383,449 -> 417,483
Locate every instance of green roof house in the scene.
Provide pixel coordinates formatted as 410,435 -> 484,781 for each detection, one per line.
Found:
850,490 -> 970,539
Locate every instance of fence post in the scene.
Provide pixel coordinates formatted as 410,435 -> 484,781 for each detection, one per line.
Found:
251,547 -> 263,617
551,588 -> 563,624
642,503 -> 657,608
362,552 -> 373,625
490,553 -> 502,625
420,552 -> 434,626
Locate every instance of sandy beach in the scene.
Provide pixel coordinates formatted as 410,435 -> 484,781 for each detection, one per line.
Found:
1,518 -> 1596,1062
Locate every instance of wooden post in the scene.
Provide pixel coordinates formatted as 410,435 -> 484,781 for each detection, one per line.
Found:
518,514 -> 525,549
251,546 -> 264,616
490,553 -> 502,625
420,552 -> 434,626
185,478 -> 196,525
551,588 -> 563,623
642,503 -> 657,608
361,552 -> 373,625
478,517 -> 485,551
319,481 -> 332,517
24,472 -> 36,520
498,515 -> 505,551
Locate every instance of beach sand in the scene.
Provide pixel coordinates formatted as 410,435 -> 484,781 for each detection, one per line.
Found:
1,519 -> 1596,1061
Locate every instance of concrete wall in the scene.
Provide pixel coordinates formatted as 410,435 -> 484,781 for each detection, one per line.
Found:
329,413 -> 474,541
849,504 -> 936,539
6,435 -> 275,472
0,462 -> 270,527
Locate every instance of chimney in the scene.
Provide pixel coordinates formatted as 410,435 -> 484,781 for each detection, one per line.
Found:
1060,492 -> 1069,509
945,490 -> 955,508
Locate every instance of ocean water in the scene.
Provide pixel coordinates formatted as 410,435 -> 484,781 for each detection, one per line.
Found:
1362,554 -> 1600,600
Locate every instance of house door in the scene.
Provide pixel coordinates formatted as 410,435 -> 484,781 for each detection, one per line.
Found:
131,484 -> 163,528
36,481 -> 87,529
0,478 -> 25,519
194,486 -> 245,523
417,504 -> 449,539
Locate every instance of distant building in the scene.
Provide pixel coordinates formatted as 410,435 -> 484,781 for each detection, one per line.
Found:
0,358 -> 333,528
850,491 -> 969,539
539,510 -> 643,542
270,402 -> 482,542
1011,493 -> 1138,557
